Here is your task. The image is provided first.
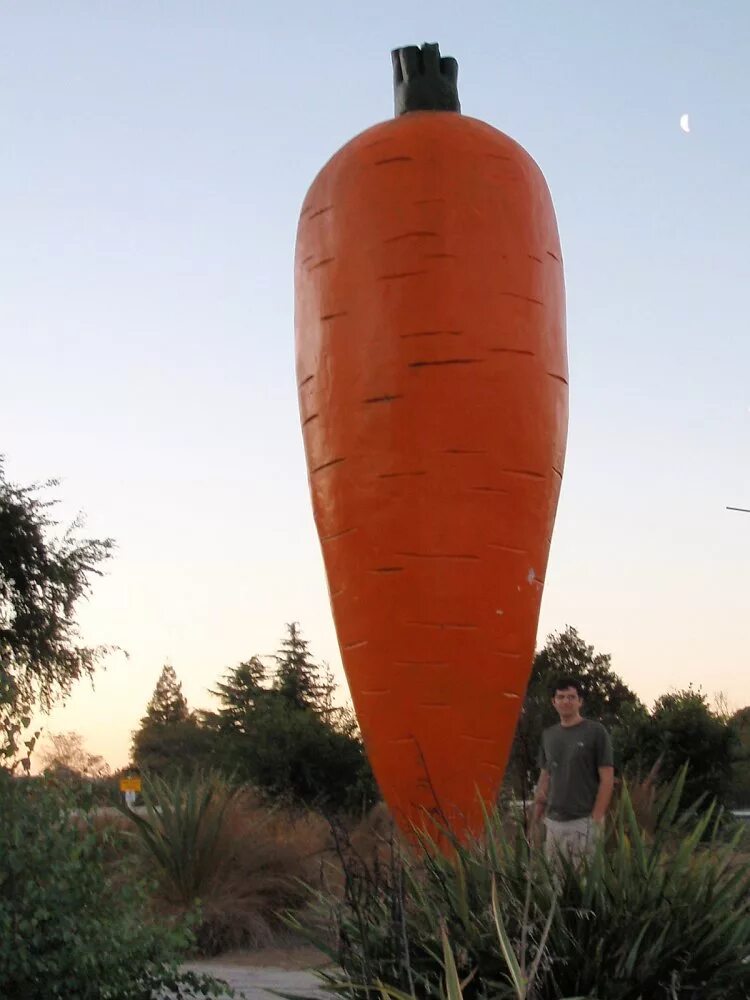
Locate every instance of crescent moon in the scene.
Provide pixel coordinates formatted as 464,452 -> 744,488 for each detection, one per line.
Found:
680,113 -> 690,134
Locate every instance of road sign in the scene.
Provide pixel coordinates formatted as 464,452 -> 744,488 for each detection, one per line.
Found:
119,776 -> 142,793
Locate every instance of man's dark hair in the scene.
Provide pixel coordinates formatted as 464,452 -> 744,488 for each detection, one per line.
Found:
550,675 -> 585,698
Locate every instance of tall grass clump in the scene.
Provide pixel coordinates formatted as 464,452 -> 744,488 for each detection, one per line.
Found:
291,771 -> 750,1000
124,770 -> 330,955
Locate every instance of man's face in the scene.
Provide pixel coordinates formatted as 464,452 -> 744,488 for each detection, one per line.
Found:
552,686 -> 583,721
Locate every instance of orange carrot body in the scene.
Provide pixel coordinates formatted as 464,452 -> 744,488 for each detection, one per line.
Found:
295,108 -> 567,841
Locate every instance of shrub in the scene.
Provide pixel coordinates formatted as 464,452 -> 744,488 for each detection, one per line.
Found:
125,770 -> 331,955
0,771 -> 227,999
292,774 -> 750,1000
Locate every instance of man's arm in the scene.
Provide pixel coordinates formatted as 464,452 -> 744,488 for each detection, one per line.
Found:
532,768 -> 550,823
591,765 -> 614,824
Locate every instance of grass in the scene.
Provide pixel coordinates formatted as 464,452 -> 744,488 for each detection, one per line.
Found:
116,770 -> 334,955
286,771 -> 750,1000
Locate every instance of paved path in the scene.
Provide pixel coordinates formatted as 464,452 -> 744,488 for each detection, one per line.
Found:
181,961 -> 329,999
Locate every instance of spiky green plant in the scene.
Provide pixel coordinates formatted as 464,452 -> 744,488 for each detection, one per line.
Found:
123,770 -> 240,905
288,770 -> 750,999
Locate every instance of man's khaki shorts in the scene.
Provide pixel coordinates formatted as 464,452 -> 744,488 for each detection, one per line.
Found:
544,816 -> 599,865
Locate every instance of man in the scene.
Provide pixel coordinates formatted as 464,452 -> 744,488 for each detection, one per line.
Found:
533,676 -> 614,864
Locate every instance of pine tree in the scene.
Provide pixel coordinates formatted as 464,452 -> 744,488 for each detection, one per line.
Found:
272,622 -> 322,711
141,664 -> 189,727
205,656 -> 268,735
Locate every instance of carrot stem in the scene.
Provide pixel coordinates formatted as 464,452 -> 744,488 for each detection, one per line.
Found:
391,42 -> 461,117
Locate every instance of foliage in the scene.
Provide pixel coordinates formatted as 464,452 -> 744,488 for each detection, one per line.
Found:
37,728 -> 110,779
124,770 -> 239,906
272,621 -> 328,711
123,770 -> 330,955
0,771 -> 228,999
727,705 -> 750,808
132,664 -> 215,777
133,715 -> 216,778
0,459 -> 114,766
203,625 -> 378,812
293,773 -> 750,1000
615,686 -> 739,810
142,663 -> 190,726
507,626 -> 644,799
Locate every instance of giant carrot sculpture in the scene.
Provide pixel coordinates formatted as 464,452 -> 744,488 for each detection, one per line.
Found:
295,43 -> 567,842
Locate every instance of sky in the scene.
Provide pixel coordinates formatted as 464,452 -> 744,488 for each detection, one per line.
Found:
2,2 -> 749,770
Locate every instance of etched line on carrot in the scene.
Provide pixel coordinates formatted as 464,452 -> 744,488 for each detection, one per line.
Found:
546,250 -> 561,261
378,471 -> 427,478
492,651 -> 522,659
408,358 -> 482,368
444,448 -> 487,454
552,466 -> 563,479
298,374 -> 314,388
528,254 -> 543,263
364,394 -> 403,403
311,457 -> 345,474
308,205 -> 333,220
498,291 -> 544,306
320,311 -> 348,321
374,156 -> 414,165
469,486 -> 509,494
413,197 -> 445,205
301,413 -> 318,426
499,469 -> 546,480
378,270 -> 430,280
502,691 -> 522,699
371,566 -> 404,573
307,257 -> 335,271
489,347 -> 535,355
321,526 -> 357,542
383,230 -> 439,243
460,734 -> 494,743
547,372 -> 569,385
343,639 -> 368,650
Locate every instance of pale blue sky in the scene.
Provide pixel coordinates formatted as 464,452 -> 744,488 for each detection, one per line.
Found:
2,2 -> 748,768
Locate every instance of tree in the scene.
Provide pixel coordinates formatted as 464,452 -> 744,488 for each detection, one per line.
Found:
36,730 -> 110,780
506,626 -> 644,800
141,663 -> 189,726
728,706 -> 750,808
132,664 -> 213,776
205,656 -> 268,735
615,686 -> 739,809
205,628 -> 378,811
272,622 -> 324,710
0,459 -> 114,768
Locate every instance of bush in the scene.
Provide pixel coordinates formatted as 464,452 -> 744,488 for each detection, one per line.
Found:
124,771 -> 332,955
293,774 -> 750,1000
0,771 -> 227,999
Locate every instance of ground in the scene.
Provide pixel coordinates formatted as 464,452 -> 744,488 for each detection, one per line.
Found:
181,946 -> 330,999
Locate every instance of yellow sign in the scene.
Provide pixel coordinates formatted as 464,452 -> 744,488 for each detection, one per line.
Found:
119,776 -> 142,793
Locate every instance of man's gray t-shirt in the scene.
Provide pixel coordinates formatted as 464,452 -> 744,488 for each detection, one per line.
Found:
538,719 -> 614,821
